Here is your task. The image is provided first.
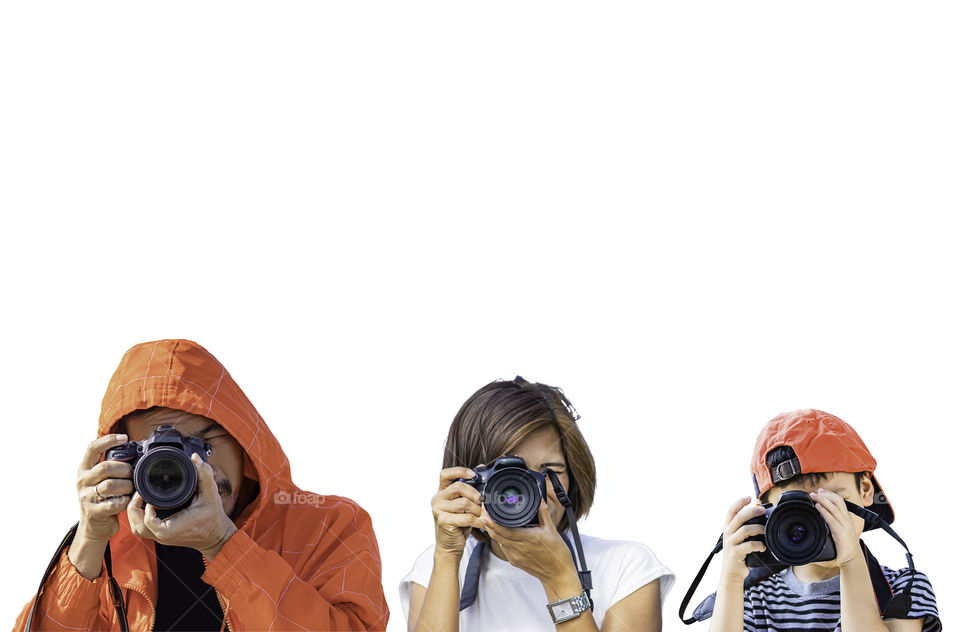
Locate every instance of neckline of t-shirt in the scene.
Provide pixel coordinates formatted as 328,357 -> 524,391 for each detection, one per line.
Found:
780,566 -> 841,597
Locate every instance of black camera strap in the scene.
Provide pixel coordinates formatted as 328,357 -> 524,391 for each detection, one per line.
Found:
25,522 -> 130,632
544,469 -> 593,603
678,502 -> 915,625
459,470 -> 593,611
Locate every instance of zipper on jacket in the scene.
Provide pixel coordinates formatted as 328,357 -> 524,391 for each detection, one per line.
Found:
202,554 -> 233,632
122,583 -> 156,631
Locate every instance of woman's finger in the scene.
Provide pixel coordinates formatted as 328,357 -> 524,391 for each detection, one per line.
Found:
434,497 -> 482,517
434,481 -> 482,504
438,512 -> 483,530
438,467 -> 477,491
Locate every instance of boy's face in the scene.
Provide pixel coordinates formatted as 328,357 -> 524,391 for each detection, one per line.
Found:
766,471 -> 874,569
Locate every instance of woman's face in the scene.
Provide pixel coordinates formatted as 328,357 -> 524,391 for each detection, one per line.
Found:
506,425 -> 569,527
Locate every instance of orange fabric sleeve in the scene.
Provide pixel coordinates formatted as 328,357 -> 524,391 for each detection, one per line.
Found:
201,506 -> 389,631
13,548 -> 112,632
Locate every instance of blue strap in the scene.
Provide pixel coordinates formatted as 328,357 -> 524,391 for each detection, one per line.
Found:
459,541 -> 486,611
458,533 -> 583,612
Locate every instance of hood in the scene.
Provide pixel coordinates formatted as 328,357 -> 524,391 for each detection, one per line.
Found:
99,339 -> 292,527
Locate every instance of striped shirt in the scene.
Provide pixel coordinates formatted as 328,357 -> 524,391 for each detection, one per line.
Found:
743,566 -> 940,631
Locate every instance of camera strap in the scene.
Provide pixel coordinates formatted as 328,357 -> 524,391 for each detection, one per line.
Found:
25,522 -> 130,632
545,469 -> 593,603
678,502 -> 916,625
459,471 -> 593,611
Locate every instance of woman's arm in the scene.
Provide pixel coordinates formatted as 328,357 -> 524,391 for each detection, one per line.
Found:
601,579 -> 662,632
409,467 -> 484,632
407,550 -> 462,632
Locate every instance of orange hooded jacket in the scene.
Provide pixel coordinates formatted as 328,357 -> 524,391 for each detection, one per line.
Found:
14,340 -> 389,631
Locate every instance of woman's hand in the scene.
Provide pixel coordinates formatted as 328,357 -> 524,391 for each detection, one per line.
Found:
480,501 -> 582,599
432,467 -> 484,559
718,497 -> 767,585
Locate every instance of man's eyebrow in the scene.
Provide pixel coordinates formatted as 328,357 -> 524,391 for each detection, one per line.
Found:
196,423 -> 221,436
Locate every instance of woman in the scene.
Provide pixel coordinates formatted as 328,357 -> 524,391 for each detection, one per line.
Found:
400,377 -> 674,631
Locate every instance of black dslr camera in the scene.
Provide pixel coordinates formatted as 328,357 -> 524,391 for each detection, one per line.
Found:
744,490 -> 837,567
105,424 -> 212,518
461,456 -> 547,528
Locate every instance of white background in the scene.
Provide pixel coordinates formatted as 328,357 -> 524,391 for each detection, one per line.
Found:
1,3 -> 956,630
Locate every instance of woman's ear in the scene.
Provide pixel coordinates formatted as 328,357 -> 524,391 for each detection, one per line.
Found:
860,472 -> 875,506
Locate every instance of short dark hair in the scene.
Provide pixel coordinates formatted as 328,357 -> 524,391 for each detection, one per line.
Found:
442,376 -> 596,533
761,445 -> 865,503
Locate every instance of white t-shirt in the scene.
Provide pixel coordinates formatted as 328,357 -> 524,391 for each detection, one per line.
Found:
399,533 -> 675,631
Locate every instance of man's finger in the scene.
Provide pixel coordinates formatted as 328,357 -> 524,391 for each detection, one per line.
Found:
127,491 -> 147,530
80,434 -> 129,471
96,478 -> 134,498
79,461 -> 133,488
88,495 -> 132,518
192,453 -> 219,502
143,503 -> 169,536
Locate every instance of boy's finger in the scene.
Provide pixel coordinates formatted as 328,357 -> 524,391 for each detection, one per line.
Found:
724,497 -> 752,530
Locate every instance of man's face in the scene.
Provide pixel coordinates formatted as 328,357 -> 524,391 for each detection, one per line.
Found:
123,407 -> 247,519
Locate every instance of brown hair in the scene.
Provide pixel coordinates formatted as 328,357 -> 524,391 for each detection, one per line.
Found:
442,376 -> 597,533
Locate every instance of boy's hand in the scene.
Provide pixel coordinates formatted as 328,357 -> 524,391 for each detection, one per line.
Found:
719,497 -> 767,584
811,488 -> 864,568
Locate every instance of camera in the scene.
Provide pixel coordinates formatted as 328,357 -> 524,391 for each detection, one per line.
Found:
744,490 -> 837,567
461,456 -> 548,528
105,424 -> 212,518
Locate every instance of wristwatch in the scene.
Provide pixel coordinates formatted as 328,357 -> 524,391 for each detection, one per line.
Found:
546,591 -> 592,624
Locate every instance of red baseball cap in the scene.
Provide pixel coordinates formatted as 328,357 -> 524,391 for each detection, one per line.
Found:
751,409 -> 894,525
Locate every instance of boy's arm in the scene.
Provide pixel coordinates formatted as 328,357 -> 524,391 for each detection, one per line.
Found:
813,490 -> 922,632
709,499 -> 766,632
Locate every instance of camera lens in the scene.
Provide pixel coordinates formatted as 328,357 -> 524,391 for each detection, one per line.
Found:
483,469 -> 543,528
134,447 -> 198,511
145,459 -> 187,498
787,523 -> 808,545
501,487 -> 522,506
766,492 -> 831,565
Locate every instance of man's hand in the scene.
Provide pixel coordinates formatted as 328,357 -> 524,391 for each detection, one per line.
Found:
811,488 -> 864,568
480,501 -> 582,601
70,434 -> 135,579
128,453 -> 237,559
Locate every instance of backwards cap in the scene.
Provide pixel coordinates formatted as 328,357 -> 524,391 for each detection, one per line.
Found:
751,409 -> 894,525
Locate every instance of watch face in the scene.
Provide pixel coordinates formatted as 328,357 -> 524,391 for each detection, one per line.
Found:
551,602 -> 577,619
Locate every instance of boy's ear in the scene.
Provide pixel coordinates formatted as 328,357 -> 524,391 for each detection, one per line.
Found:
860,472 -> 875,506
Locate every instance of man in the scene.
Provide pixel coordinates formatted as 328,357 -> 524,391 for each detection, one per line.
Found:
15,339 -> 389,631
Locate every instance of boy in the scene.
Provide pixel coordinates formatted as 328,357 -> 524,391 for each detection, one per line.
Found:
710,409 -> 939,632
